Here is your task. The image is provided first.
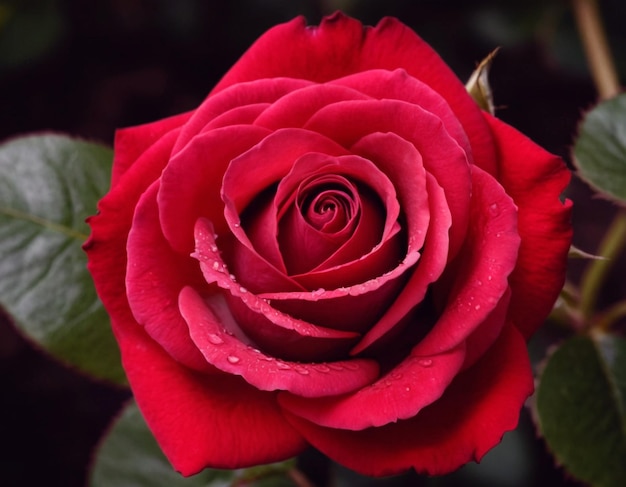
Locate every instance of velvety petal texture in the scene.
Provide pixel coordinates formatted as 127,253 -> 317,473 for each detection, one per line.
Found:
85,11 -> 572,480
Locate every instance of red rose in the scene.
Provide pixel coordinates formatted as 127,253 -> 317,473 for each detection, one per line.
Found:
85,13 -> 572,477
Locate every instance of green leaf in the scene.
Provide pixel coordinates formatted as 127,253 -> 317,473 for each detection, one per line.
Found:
535,332 -> 626,487
0,134 -> 126,384
89,400 -> 297,487
574,93 -> 626,204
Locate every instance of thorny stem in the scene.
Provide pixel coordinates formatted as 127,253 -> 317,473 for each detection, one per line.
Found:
579,211 -> 626,325
571,0 -> 626,329
572,0 -> 620,100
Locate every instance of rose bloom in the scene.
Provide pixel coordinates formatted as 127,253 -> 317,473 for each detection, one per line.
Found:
85,13 -> 572,477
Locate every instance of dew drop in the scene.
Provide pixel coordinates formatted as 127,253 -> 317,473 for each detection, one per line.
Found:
209,244 -> 218,252
239,286 -> 248,293
475,304 -> 481,311
476,279 -> 483,286
207,334 -> 224,345
294,366 -> 310,375
212,261 -> 221,271
229,274 -> 237,282
342,361 -> 360,371
327,363 -> 344,371
489,203 -> 499,215
313,364 -> 331,373
227,355 -> 240,364
233,222 -> 241,228
276,361 -> 291,370
389,372 -> 403,380
487,275 -> 493,281
417,359 -> 433,367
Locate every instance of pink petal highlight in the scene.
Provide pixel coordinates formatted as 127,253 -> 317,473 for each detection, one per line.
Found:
282,324 -> 533,477
304,98 -> 470,259
172,77 -> 312,154
485,114 -> 572,338
279,341 -> 465,430
181,286 -> 379,398
126,182 -> 213,372
158,124 -> 271,253
414,165 -> 520,358
193,218 -> 360,361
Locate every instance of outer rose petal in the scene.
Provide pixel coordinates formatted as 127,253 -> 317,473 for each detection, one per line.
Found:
113,311 -> 306,476
85,129 -> 181,336
111,111 -> 191,188
278,341 -> 466,430
282,324 -> 533,477
484,114 -> 572,338
180,286 -> 380,398
126,182 -> 212,372
158,124 -> 272,253
210,12 -> 496,172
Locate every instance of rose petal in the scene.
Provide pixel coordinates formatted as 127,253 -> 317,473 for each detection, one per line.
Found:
412,165 -> 520,358
351,172 -> 450,354
273,152 -> 401,274
85,128 -> 182,340
113,314 -> 306,475
282,324 -> 533,476
254,82 -> 371,129
172,77 -> 312,154
485,114 -> 572,338
211,13 -> 495,172
126,181 -> 212,372
203,102 -> 271,130
222,128 -> 350,282
304,98 -> 470,259
333,68 -> 474,165
266,274 -> 408,334
111,111 -> 192,188
279,341 -> 465,430
193,218 -> 361,361
158,124 -> 271,253
180,286 -> 380,398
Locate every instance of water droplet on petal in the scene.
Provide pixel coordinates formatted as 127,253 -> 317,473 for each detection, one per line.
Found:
209,244 -> 218,252
229,274 -> 237,282
418,359 -> 433,367
390,372 -> 403,380
227,355 -> 240,364
239,286 -> 248,293
342,361 -> 360,371
475,304 -> 481,310
476,279 -> 483,286
294,366 -> 310,375
313,364 -> 330,373
207,334 -> 224,345
489,203 -> 499,215
276,361 -> 291,370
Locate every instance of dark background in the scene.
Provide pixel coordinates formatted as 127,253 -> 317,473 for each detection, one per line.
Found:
1,0 -> 625,486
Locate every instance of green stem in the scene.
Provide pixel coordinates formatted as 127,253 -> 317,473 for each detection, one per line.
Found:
572,0 -> 620,100
579,210 -> 626,323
